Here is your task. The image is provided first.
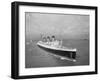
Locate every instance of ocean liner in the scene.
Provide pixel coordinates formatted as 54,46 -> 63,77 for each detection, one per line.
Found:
37,38 -> 77,62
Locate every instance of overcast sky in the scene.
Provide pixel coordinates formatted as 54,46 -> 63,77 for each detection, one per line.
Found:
25,12 -> 89,39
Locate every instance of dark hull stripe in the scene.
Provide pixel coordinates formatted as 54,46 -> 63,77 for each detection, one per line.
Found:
37,45 -> 76,59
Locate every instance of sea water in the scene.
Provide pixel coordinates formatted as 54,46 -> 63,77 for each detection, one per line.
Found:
25,39 -> 89,68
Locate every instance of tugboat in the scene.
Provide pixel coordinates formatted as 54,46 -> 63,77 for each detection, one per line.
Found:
37,35 -> 77,62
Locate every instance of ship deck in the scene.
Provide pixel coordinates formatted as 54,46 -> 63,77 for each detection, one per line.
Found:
37,41 -> 77,52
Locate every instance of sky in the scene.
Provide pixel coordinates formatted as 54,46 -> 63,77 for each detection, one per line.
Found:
25,12 -> 89,40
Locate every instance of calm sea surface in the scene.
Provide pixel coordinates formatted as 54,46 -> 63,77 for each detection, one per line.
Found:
25,39 -> 89,68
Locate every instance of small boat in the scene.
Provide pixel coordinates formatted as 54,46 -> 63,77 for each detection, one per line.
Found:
37,41 -> 77,62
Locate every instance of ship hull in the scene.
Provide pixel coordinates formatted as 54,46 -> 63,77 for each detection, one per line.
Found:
37,42 -> 76,60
